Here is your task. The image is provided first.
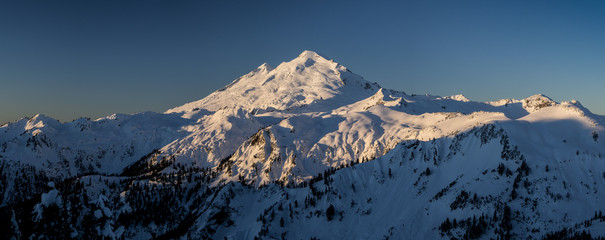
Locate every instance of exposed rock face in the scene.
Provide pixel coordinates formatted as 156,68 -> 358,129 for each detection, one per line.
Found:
1,51 -> 605,239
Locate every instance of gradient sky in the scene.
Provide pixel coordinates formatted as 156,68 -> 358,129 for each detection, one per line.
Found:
1,1 -> 605,124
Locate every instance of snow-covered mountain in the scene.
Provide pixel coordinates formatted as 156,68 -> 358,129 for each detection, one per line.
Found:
1,51 -> 605,239
166,50 -> 380,114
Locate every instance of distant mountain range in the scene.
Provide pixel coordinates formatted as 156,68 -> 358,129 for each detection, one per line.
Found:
2,51 -> 605,239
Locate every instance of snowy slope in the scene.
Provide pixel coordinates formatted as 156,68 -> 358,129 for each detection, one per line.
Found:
166,50 -> 380,113
0,112 -> 189,175
194,123 -> 605,239
2,50 -> 605,239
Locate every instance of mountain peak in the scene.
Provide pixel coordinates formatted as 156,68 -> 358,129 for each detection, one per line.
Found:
525,93 -> 553,101
257,63 -> 273,73
522,94 -> 557,112
283,50 -> 337,70
166,51 -> 377,113
296,50 -> 329,61
443,94 -> 471,102
25,114 -> 60,131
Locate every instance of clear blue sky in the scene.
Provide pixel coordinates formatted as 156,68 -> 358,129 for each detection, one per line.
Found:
1,0 -> 604,123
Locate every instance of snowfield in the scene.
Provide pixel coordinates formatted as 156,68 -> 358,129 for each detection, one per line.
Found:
1,51 -> 605,239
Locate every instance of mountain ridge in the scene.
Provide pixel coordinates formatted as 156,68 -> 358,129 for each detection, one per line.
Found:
165,50 -> 380,114
1,51 -> 605,239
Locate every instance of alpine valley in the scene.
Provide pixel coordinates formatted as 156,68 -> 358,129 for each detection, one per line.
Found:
2,51 -> 605,239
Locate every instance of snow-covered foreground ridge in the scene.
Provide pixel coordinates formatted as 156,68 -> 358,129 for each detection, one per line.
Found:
2,51 -> 605,239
